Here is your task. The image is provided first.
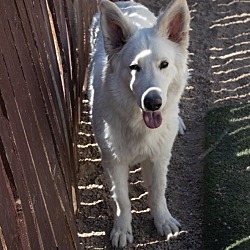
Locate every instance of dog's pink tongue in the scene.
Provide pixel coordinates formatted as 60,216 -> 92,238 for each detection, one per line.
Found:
143,111 -> 162,129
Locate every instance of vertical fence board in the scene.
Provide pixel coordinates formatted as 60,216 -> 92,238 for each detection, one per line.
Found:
0,157 -> 22,250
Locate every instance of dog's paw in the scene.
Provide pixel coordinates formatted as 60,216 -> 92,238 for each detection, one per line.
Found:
110,225 -> 133,248
154,215 -> 181,240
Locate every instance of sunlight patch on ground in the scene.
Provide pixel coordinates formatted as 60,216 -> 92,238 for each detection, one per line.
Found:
78,131 -> 93,136
80,121 -> 92,125
78,184 -> 104,190
212,83 -> 250,93
214,93 -> 250,104
131,192 -> 148,201
135,231 -> 188,247
212,13 -> 250,23
225,235 -> 250,250
131,208 -> 150,214
79,158 -> 101,162
218,73 -> 250,84
129,167 -> 141,174
219,31 -> 250,40
130,180 -> 144,185
230,115 -> 250,122
77,143 -> 98,149
78,231 -> 106,238
212,65 -> 250,75
236,148 -> 250,157
211,56 -> 250,69
218,1 -> 250,7
80,200 -> 103,206
210,17 -> 250,29
210,50 -> 249,60
229,124 -> 250,136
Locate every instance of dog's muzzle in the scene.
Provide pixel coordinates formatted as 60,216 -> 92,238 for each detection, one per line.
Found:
143,91 -> 162,111
141,89 -> 163,129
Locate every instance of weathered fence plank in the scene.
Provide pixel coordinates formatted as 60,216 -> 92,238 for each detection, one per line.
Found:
0,0 -> 98,249
0,157 -> 23,250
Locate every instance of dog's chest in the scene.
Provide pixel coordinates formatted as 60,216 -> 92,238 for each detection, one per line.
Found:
111,124 -> 170,164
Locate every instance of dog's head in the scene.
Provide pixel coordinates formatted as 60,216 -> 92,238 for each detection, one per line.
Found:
99,0 -> 190,129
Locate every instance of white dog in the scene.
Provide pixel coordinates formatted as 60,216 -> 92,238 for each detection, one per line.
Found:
88,0 -> 190,248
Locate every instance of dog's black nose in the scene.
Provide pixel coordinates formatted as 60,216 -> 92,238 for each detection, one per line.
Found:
144,92 -> 162,111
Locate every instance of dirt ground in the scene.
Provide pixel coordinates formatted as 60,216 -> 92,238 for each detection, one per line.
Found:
77,0 -> 250,249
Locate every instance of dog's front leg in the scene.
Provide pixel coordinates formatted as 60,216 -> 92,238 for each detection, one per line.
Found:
103,161 -> 133,248
142,157 -> 181,240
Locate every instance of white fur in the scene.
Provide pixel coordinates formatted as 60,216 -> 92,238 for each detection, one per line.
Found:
88,0 -> 190,248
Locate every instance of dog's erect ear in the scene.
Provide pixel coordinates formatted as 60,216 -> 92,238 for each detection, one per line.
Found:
99,0 -> 135,58
155,0 -> 190,47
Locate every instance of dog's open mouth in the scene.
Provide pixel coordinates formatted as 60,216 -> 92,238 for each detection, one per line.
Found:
143,111 -> 162,129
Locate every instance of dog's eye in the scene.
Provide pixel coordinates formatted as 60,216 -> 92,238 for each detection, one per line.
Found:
159,60 -> 169,70
129,64 -> 141,72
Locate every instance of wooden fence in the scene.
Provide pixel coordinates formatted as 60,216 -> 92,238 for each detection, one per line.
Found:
0,0 -> 97,249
